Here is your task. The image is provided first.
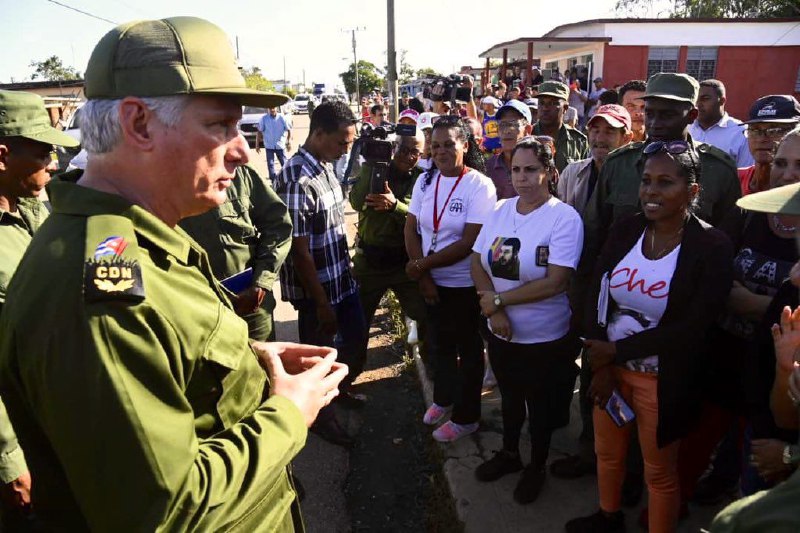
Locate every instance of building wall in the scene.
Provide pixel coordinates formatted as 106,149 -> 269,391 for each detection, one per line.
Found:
600,44 -> 799,119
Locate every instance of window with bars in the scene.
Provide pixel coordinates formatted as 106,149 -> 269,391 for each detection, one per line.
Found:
686,47 -> 717,81
647,47 -> 679,78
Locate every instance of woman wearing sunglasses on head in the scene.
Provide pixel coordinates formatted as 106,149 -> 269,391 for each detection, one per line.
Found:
470,137 -> 582,504
566,140 -> 734,533
405,115 -> 496,443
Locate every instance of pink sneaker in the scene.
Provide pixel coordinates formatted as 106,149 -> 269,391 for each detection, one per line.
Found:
432,421 -> 479,442
423,403 -> 452,426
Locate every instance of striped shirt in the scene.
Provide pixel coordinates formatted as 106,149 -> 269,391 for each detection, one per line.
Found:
275,146 -> 356,304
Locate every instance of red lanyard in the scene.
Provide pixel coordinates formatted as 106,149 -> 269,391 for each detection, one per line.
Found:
432,166 -> 468,236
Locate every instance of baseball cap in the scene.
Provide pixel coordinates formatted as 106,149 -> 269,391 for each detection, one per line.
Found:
398,109 -> 419,123
418,112 -> 439,130
588,104 -> 632,131
643,73 -> 699,104
737,182 -> 800,215
537,81 -> 569,101
524,98 -> 538,110
85,17 -> 289,108
593,77 -> 603,83
497,99 -> 532,123
745,95 -> 800,125
481,96 -> 501,109
0,90 -> 79,147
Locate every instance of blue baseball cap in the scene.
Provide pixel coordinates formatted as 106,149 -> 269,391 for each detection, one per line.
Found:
496,99 -> 531,123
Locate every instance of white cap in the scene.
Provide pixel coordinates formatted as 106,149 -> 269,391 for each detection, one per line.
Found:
418,112 -> 439,130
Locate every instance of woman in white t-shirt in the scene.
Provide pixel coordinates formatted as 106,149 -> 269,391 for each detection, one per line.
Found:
566,141 -> 734,533
470,137 -> 583,504
405,115 -> 497,443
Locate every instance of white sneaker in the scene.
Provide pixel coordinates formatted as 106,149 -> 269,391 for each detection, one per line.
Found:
432,421 -> 479,442
423,403 -> 452,426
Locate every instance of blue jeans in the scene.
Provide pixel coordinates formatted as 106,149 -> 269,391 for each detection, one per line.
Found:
293,291 -> 368,391
266,148 -> 287,182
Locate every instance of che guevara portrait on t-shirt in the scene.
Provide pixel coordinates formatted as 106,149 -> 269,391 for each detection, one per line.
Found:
488,237 -> 521,280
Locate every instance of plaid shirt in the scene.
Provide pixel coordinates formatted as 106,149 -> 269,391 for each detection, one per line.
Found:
275,146 -> 356,304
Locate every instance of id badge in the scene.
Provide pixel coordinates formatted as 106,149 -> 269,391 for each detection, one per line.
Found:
605,389 -> 636,427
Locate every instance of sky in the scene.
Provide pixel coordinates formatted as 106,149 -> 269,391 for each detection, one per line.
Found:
0,0 -> 661,88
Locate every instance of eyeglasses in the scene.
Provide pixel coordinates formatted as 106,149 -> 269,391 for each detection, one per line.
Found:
498,120 -> 526,132
396,146 -> 421,158
746,126 -> 794,139
643,140 -> 699,178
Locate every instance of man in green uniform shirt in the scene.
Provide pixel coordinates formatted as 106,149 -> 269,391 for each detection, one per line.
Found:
180,164 -> 292,341
0,89 -> 79,527
0,17 -> 346,532
532,81 -> 589,172
349,130 -> 427,357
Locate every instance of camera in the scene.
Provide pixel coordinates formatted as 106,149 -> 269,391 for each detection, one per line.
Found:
423,74 -> 473,105
360,122 -> 417,193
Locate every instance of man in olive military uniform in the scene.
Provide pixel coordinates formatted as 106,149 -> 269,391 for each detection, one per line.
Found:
0,89 -> 79,528
180,164 -> 292,341
0,17 -> 346,531
349,130 -> 427,364
532,81 -> 589,172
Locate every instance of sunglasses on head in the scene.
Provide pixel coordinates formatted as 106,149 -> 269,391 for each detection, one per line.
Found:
643,140 -> 691,156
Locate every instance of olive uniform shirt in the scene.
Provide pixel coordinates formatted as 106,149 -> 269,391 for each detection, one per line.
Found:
0,198 -> 45,485
532,122 -> 589,172
180,165 -> 292,340
0,179 -> 306,531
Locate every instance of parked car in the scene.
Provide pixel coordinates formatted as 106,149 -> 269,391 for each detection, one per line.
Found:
293,94 -> 311,114
56,104 -> 83,170
238,106 -> 267,147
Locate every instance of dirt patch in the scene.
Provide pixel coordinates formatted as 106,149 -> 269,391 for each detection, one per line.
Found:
345,308 -> 462,533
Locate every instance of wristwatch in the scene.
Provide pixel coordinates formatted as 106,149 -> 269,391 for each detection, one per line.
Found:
493,293 -> 503,308
782,444 -> 800,465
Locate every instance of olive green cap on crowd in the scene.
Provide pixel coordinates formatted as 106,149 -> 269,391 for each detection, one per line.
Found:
537,81 -> 569,101
643,72 -> 699,104
737,182 -> 800,216
0,90 -> 79,147
85,16 -> 290,108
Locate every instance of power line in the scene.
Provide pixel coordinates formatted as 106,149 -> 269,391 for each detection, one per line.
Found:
45,0 -> 116,24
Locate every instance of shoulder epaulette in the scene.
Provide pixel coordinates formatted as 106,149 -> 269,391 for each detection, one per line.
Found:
696,142 -> 737,170
606,141 -> 644,161
83,215 -> 145,303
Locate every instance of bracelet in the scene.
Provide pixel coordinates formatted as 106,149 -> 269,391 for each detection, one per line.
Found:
413,258 -> 424,271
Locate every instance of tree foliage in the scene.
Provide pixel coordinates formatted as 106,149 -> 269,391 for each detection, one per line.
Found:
29,56 -> 80,81
340,60 -> 384,97
415,67 -> 443,79
241,66 -> 276,92
615,0 -> 799,18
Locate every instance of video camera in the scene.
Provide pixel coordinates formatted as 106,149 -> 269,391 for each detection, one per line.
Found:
423,74 -> 473,107
360,121 -> 416,193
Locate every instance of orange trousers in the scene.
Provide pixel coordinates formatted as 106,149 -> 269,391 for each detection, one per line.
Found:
594,368 -> 681,533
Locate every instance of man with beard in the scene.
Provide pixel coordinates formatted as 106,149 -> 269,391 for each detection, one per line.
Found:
558,104 -> 633,215
620,80 -> 646,143
531,81 -> 588,172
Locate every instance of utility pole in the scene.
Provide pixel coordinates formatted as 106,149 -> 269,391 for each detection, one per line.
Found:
283,56 -> 287,93
235,36 -> 240,61
342,27 -> 365,105
386,0 -> 398,122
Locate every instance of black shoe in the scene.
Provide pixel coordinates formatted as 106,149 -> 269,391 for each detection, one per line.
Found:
549,454 -> 596,479
692,474 -> 738,505
310,416 -> 355,448
334,391 -> 367,410
621,471 -> 644,507
565,510 -> 626,533
513,466 -> 546,504
475,450 -> 523,482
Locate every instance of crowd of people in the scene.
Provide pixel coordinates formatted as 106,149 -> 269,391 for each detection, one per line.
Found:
0,14 -> 798,533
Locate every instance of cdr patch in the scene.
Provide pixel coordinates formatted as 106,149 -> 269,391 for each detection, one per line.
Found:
84,236 -> 145,302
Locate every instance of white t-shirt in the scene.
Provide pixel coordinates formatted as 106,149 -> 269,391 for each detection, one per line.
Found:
409,168 -> 496,287
606,230 -> 680,373
416,158 -> 433,172
473,196 -> 583,344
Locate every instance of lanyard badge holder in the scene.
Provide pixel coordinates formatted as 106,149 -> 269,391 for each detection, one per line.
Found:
429,167 -> 468,255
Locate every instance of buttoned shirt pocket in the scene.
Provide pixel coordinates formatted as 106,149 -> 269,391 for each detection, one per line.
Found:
186,302 -> 265,436
216,199 -> 258,246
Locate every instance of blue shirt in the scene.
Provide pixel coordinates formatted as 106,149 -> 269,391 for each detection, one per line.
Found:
257,113 -> 291,150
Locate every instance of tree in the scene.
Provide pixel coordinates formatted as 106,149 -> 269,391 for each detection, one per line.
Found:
415,67 -> 443,79
615,0 -> 798,18
398,50 -> 416,85
240,66 -> 276,92
340,60 -> 383,97
29,56 -> 80,81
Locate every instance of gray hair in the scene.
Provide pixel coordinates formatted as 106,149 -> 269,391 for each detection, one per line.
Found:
780,124 -> 800,145
79,95 -> 189,154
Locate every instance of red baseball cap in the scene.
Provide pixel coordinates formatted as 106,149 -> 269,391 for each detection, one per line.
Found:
588,104 -> 631,132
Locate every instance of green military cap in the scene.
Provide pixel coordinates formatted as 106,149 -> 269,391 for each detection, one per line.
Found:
537,81 -> 569,101
85,17 -> 289,108
643,73 -> 699,104
737,182 -> 800,215
0,90 -> 79,147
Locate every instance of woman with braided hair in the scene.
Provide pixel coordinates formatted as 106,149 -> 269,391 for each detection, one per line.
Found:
404,115 -> 496,442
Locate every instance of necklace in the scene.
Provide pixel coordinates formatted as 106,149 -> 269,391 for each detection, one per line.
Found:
649,225 -> 684,260
513,196 -> 549,233
772,215 -> 797,233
